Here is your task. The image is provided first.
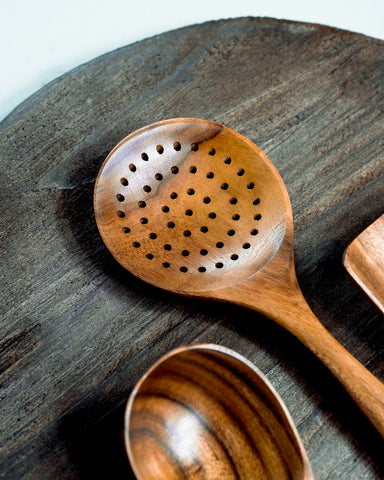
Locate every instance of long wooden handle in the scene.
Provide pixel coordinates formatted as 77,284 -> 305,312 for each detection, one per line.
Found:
286,301 -> 384,437
211,237 -> 384,437
218,271 -> 384,438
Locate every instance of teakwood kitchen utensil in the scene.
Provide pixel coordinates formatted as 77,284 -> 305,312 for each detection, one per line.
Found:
343,214 -> 384,315
94,118 -> 384,437
125,344 -> 314,480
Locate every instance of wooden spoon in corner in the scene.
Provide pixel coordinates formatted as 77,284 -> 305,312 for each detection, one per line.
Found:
125,344 -> 314,480
343,214 -> 384,315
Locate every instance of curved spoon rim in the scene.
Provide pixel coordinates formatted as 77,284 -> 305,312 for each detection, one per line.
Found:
124,343 -> 312,480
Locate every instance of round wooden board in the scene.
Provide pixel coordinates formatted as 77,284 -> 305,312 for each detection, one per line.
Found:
1,17 -> 384,479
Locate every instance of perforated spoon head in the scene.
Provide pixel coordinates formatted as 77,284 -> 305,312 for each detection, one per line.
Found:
94,118 -> 292,296
124,344 -> 313,480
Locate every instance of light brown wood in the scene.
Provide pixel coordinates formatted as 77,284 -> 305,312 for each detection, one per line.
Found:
125,344 -> 314,480
94,118 -> 384,439
343,214 -> 384,314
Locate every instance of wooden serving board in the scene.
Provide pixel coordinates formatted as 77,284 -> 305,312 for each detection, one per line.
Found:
1,17 -> 384,479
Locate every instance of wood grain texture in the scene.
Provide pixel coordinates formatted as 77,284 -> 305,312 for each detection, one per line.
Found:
125,344 -> 313,480
1,17 -> 384,479
94,118 -> 288,293
343,214 -> 384,314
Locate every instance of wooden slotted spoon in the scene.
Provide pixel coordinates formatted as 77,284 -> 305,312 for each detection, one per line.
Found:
94,118 -> 384,437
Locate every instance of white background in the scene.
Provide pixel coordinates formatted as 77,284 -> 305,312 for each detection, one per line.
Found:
1,0 -> 383,121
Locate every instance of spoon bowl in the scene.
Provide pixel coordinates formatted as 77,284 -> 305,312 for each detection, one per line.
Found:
125,344 -> 313,480
95,118 -> 384,437
94,118 -> 287,292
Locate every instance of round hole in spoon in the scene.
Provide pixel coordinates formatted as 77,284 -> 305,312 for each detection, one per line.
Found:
124,344 -> 313,480
94,118 -> 287,293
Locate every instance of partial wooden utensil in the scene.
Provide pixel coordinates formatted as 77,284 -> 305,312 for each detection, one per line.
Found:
94,118 -> 384,437
343,214 -> 384,314
125,344 -> 313,480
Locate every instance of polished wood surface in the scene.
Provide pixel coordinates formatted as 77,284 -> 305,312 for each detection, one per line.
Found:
94,119 -> 288,293
95,118 -> 384,438
1,17 -> 384,479
125,344 -> 314,480
343,214 -> 384,314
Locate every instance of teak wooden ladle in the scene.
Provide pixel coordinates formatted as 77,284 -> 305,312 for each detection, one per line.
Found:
125,344 -> 314,480
94,118 -> 384,437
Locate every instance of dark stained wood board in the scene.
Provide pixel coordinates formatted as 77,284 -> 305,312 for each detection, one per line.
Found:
1,16 -> 384,479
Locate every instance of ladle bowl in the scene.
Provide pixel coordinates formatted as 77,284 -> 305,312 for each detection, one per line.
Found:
94,118 -> 286,291
94,118 -> 384,437
125,344 -> 313,480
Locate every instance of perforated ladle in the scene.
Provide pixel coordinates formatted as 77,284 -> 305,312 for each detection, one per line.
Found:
94,118 -> 384,437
